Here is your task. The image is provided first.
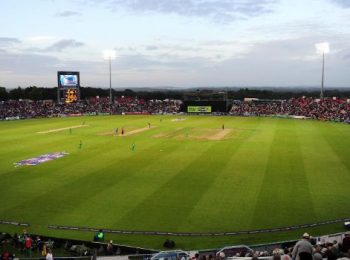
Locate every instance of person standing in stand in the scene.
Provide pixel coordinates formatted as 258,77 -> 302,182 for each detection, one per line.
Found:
24,235 -> 33,257
292,233 -> 313,260
46,248 -> 53,260
341,231 -> 350,253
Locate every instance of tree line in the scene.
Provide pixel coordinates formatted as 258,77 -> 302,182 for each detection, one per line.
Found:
0,86 -> 184,101
1,86 -> 350,101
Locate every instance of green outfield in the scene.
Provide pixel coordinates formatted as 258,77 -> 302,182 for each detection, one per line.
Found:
0,115 -> 349,249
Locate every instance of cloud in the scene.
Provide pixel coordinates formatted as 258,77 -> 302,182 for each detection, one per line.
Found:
195,36 -> 350,87
145,45 -> 159,51
335,47 -> 350,61
45,39 -> 84,52
112,54 -> 208,72
27,36 -> 57,42
23,39 -> 85,53
142,44 -> 202,55
0,37 -> 21,47
344,54 -> 350,60
0,52 -> 60,75
55,11 -> 81,17
331,0 -> 350,8
92,0 -> 277,22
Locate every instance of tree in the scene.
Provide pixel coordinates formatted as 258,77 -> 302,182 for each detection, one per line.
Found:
0,87 -> 8,101
29,86 -> 43,101
9,87 -> 24,100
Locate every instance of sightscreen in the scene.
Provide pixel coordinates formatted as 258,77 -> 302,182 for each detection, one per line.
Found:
182,101 -> 228,113
187,106 -> 212,113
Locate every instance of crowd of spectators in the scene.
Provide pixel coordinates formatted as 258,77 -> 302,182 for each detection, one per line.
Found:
0,96 -> 182,120
111,96 -> 182,114
258,232 -> 350,260
1,96 -> 350,124
0,229 -> 54,260
194,232 -> 350,260
1,231 -> 350,259
230,97 -> 350,123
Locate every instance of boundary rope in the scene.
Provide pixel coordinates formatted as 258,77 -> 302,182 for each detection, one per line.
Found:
48,217 -> 350,236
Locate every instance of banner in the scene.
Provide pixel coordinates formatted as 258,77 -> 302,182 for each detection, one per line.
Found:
5,116 -> 20,121
14,152 -> 69,167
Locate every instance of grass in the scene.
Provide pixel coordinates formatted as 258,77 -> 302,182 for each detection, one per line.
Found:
0,115 -> 349,250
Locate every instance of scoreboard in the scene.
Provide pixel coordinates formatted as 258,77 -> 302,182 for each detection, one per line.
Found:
65,89 -> 78,103
57,71 -> 80,103
58,71 -> 80,89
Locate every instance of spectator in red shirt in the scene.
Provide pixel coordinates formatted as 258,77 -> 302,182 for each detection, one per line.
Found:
24,235 -> 33,257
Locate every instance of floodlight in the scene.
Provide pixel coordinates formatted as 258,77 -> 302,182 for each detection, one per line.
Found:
315,42 -> 330,54
315,42 -> 330,99
103,49 -> 116,108
103,49 -> 116,60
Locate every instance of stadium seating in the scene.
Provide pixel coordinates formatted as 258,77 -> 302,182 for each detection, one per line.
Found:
0,97 -> 182,120
229,97 -> 350,123
1,96 -> 349,123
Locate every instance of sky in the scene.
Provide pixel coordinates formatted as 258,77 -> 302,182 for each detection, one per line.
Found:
0,0 -> 350,89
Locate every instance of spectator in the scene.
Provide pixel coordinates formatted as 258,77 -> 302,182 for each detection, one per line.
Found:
106,240 -> 114,255
273,254 -> 282,260
282,247 -> 292,260
292,233 -> 313,260
342,232 -> 350,253
1,251 -> 14,260
338,249 -> 350,260
35,236 -> 43,253
24,235 -> 33,257
313,244 -> 323,260
327,245 -> 339,260
93,230 -> 104,242
46,248 -> 53,260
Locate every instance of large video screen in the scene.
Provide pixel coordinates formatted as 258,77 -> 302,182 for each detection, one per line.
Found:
58,71 -> 80,89
187,106 -> 212,113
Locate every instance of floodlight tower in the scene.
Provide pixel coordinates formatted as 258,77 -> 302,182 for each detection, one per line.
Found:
315,42 -> 330,99
103,50 -> 116,108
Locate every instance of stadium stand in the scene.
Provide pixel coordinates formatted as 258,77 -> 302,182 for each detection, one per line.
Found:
229,97 -> 350,123
1,231 -> 350,259
0,97 -> 182,120
1,96 -> 350,123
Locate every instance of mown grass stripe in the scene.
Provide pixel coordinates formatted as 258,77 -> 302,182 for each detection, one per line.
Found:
296,120 -> 350,220
114,140 -> 236,232
252,119 -> 316,227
